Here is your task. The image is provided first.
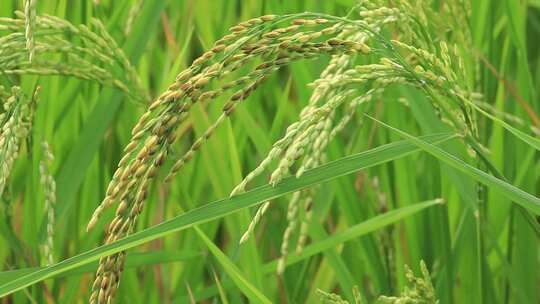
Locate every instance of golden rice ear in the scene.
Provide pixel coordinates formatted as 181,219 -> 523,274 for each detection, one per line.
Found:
85,12 -> 380,301
85,1 -> 481,301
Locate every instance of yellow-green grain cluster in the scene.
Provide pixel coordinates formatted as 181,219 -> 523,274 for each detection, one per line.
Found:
39,141 -> 56,266
1,12 -> 147,102
378,261 -> 438,303
87,13 -> 376,303
318,261 -> 437,303
24,0 -> 37,62
0,86 -> 38,196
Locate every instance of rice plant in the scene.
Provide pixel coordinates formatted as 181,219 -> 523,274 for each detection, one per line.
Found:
0,0 -> 538,303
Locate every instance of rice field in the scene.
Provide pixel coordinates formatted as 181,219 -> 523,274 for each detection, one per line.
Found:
0,0 -> 539,303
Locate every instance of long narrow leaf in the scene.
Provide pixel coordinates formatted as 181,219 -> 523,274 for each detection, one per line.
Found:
368,116 -> 540,215
194,227 -> 272,304
268,199 -> 443,270
0,133 -> 454,297
178,199 -> 443,303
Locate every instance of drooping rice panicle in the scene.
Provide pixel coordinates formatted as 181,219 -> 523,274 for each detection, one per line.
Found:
24,0 -> 37,62
88,14 -> 376,303
88,15 -> 372,231
0,86 -> 38,196
235,4 -> 405,247
235,1 -> 481,277
1,13 -> 147,102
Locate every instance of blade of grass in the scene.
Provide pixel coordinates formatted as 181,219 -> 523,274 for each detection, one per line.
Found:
194,227 -> 271,304
468,100 -> 540,151
0,133 -> 455,297
213,269 -> 230,304
367,116 -> 540,215
268,199 -> 443,270
308,223 -> 357,302
180,199 -> 442,303
0,250 -> 200,285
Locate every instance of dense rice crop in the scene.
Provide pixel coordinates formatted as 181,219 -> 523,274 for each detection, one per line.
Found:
0,0 -> 539,303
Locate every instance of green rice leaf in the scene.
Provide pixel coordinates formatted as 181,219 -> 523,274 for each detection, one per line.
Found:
0,133 -> 454,297
368,115 -> 540,215
195,227 -> 271,304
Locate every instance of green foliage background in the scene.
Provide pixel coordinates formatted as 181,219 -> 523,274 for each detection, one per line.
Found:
0,0 -> 539,303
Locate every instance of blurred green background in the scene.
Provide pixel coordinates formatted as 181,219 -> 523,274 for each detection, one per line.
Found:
0,0 -> 539,303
